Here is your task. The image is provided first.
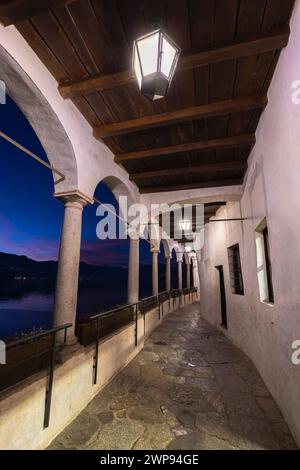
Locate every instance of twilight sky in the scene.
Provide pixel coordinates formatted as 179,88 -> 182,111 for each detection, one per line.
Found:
0,96 -> 162,267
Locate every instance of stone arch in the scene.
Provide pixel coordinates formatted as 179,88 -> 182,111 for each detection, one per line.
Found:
95,175 -> 137,208
160,238 -> 171,258
0,45 -> 78,192
95,175 -> 140,241
170,241 -> 183,262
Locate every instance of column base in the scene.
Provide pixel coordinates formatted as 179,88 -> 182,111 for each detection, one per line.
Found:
58,340 -> 82,363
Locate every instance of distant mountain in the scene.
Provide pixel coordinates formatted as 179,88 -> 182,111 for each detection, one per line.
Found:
0,252 -> 57,280
0,251 -> 128,284
0,251 -> 179,301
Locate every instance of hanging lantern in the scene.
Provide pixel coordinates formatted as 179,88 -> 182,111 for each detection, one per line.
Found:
185,245 -> 192,253
133,29 -> 180,101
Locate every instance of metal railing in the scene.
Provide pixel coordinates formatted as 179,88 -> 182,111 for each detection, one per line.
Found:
89,287 -> 197,385
0,323 -> 72,428
0,286 -> 197,426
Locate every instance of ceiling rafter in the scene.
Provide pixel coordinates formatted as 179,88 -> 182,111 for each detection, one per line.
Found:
58,28 -> 289,98
0,0 -> 77,27
130,161 -> 246,182
94,96 -> 267,139
115,134 -> 255,163
139,179 -> 244,194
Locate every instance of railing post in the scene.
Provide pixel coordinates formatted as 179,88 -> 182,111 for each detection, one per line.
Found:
44,329 -> 58,429
135,304 -> 138,346
158,295 -> 161,320
93,318 -> 100,385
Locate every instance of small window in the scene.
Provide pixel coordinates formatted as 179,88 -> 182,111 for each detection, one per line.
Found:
227,244 -> 244,295
255,220 -> 274,304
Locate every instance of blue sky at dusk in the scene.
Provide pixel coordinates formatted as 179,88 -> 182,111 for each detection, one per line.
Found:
0,97 -> 156,266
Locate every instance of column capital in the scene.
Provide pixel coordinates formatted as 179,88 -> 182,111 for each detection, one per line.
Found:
54,189 -> 93,207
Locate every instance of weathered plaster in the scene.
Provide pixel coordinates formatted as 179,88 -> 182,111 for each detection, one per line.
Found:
199,0 -> 300,445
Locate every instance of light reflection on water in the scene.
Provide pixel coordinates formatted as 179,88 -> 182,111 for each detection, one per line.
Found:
0,285 -> 127,339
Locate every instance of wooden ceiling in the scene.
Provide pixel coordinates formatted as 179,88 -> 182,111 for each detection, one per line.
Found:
0,0 -> 295,194
159,202 -> 227,240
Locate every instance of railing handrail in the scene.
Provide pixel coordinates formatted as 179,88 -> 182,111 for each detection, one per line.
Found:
90,293 -> 161,322
90,292 -> 170,322
5,323 -> 73,350
88,287 -> 196,323
89,303 -> 136,321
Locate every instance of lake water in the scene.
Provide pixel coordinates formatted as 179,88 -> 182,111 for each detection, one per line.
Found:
0,285 -> 130,340
0,267 -> 177,339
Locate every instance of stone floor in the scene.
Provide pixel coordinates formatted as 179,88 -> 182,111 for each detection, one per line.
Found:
49,303 -> 297,450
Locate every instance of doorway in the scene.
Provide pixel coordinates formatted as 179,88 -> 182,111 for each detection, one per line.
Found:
216,266 -> 227,328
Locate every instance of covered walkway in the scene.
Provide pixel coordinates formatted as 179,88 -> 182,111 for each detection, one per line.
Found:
48,303 -> 297,451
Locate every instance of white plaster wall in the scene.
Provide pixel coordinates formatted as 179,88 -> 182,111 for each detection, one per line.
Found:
199,0 -> 300,445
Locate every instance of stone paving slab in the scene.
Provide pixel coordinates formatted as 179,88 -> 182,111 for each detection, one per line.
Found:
48,303 -> 298,450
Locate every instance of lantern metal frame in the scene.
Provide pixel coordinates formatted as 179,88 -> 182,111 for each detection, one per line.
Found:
133,29 -> 180,101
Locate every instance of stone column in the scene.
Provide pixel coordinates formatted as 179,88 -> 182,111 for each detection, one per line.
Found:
192,256 -> 200,290
177,260 -> 183,290
53,193 -> 88,343
186,258 -> 191,289
151,249 -> 159,296
192,258 -> 198,287
128,237 -> 139,304
165,256 -> 171,292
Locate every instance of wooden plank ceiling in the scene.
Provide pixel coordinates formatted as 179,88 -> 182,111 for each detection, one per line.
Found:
0,0 -> 295,195
159,202 -> 227,240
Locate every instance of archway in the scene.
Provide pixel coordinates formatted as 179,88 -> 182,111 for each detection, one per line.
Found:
0,44 -> 78,192
0,96 -> 65,338
77,181 -> 131,321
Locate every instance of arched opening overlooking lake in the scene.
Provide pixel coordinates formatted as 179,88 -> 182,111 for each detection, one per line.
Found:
76,181 -> 130,321
0,96 -> 64,339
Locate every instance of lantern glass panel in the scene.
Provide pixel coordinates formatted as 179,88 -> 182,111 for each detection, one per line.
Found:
161,36 -> 176,78
137,31 -> 159,77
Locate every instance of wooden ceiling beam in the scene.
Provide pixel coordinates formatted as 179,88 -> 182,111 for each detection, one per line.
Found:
0,0 -> 77,26
204,202 -> 226,208
58,29 -> 289,99
139,179 -> 244,194
115,134 -> 255,163
130,161 -> 246,182
94,95 -> 267,139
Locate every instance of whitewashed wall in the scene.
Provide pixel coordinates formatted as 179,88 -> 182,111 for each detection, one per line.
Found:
199,0 -> 300,446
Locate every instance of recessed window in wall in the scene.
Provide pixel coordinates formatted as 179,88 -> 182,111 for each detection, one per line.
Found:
227,244 -> 244,295
255,219 -> 274,304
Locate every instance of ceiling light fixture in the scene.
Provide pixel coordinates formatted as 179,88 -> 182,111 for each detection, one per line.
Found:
133,29 -> 180,101
179,219 -> 191,231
